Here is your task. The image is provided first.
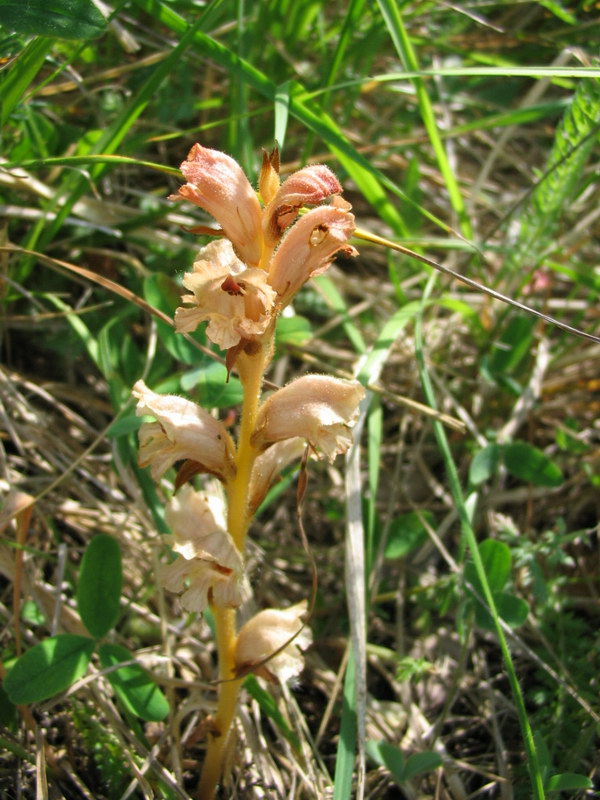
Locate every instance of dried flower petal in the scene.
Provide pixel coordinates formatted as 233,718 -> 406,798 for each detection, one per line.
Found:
248,437 -> 306,513
133,380 -> 235,481
252,375 -> 365,461
171,144 -> 263,267
174,239 -> 276,349
234,601 -> 311,683
268,206 -> 357,306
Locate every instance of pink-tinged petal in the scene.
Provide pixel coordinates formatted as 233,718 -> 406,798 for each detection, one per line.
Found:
174,239 -> 276,350
268,206 -> 357,306
171,144 -> 263,267
234,601 -> 311,682
248,437 -> 306,513
263,165 -> 342,246
252,375 -> 365,461
132,380 -> 235,481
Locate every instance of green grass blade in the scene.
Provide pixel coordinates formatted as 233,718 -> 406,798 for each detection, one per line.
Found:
333,648 -> 357,800
375,0 -> 472,239
415,273 -> 545,799
0,37 -> 52,126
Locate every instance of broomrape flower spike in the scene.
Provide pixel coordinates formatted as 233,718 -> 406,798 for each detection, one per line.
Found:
133,142 -> 363,797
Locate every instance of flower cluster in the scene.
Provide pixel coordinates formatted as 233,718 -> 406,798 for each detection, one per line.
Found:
133,144 -> 364,683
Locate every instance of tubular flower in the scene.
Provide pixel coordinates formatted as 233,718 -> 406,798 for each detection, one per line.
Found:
170,144 -> 263,267
161,554 -> 244,613
252,374 -> 365,461
234,601 -> 312,683
268,204 -> 357,307
161,485 -> 244,613
171,144 -> 356,350
174,239 -> 277,350
132,380 -> 235,482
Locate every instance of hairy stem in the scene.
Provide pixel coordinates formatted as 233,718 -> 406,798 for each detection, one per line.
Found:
198,337 -> 272,798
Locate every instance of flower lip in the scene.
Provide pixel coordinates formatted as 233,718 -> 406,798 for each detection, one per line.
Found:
132,380 -> 236,481
251,374 -> 365,462
171,144 -> 263,267
174,239 -> 277,350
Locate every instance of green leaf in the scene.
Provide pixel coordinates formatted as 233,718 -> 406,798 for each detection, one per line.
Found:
275,315 -> 313,347
143,273 -> 206,365
180,361 -> 243,408
503,441 -> 564,487
546,773 -> 593,792
4,635 -> 95,704
384,511 -> 433,559
487,316 -> 535,378
474,591 -> 529,631
244,675 -> 299,749
465,539 -> 512,595
77,535 -> 122,639
403,751 -> 443,781
98,644 -> 169,722
0,0 -> 106,39
469,444 -> 501,486
365,739 -> 405,783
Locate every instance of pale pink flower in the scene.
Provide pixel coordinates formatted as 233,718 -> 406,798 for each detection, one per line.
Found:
161,484 -> 244,613
132,380 -> 235,481
161,555 -> 243,613
268,206 -> 357,306
252,375 -> 365,461
174,239 -> 277,349
170,144 -> 263,267
234,601 -> 312,682
248,437 -> 306,513
164,484 -> 232,561
263,165 -> 343,247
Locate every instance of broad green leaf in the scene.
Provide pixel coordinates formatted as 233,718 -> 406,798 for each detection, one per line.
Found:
0,0 -> 106,38
4,635 -> 95,704
546,772 -> 593,792
465,539 -> 511,595
0,684 -> 17,727
474,591 -> 529,631
180,362 -> 243,408
403,751 -> 443,781
77,535 -> 122,639
384,511 -> 433,560
503,441 -> 563,487
275,315 -> 313,347
143,273 -> 206,365
99,644 -> 169,722
365,739 -> 405,783
469,444 -> 501,486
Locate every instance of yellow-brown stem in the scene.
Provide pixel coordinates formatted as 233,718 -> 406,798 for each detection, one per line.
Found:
198,335 -> 274,798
